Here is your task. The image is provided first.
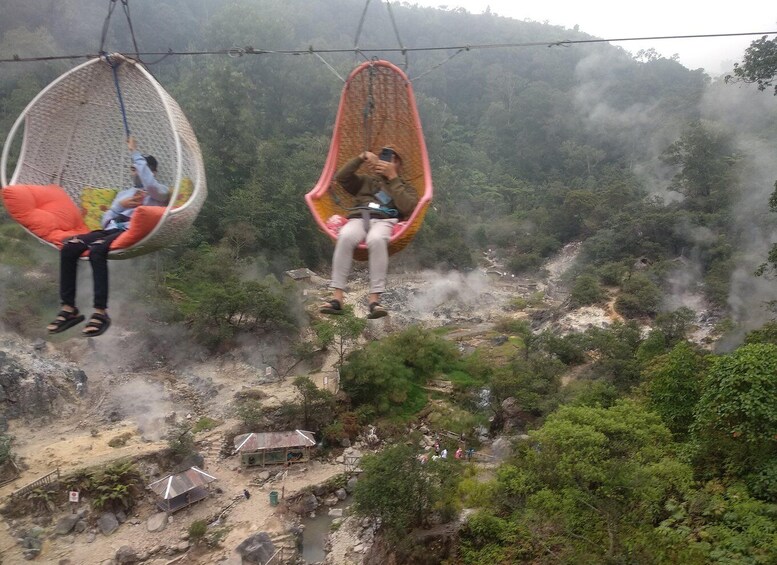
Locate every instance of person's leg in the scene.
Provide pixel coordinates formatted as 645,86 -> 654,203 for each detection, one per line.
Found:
48,233 -> 95,333
82,230 -> 121,336
59,236 -> 90,308
365,219 -> 396,295
365,219 -> 396,318
329,218 -> 367,303
88,230 -> 122,311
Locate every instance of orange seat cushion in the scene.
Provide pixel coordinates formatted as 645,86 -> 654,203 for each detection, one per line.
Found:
2,184 -> 89,247
109,205 -> 164,249
2,184 -> 165,251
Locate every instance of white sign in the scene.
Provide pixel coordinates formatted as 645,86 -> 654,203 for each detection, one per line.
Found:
68,491 -> 79,503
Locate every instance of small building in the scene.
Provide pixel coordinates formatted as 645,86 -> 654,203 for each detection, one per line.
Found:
234,430 -> 316,467
147,466 -> 217,513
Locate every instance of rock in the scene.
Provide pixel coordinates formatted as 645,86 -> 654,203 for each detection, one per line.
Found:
295,492 -> 318,514
335,488 -> 347,500
115,510 -> 127,524
86,532 -> 96,543
55,514 -> 80,535
491,437 -> 513,461
236,532 -> 276,564
328,508 -> 344,518
340,438 -> 351,447
97,512 -> 119,535
147,512 -> 168,533
353,543 -> 364,553
323,495 -> 339,506
59,559 -> 73,565
115,545 -> 139,564
258,471 -> 271,481
346,477 -> 358,493
74,520 -> 87,533
176,541 -> 190,552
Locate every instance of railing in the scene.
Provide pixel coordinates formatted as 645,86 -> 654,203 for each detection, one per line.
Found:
264,547 -> 284,565
10,468 -> 60,498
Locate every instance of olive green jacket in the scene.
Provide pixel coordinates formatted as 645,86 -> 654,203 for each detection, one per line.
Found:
334,157 -> 419,220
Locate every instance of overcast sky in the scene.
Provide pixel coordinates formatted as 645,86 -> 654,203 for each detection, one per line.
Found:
412,1 -> 776,75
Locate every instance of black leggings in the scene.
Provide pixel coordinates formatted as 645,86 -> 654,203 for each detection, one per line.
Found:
59,229 -> 122,310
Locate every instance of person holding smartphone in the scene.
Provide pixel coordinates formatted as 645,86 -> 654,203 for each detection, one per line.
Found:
320,146 -> 418,319
46,136 -> 169,337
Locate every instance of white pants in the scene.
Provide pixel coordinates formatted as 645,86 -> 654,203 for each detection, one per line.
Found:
331,218 -> 397,294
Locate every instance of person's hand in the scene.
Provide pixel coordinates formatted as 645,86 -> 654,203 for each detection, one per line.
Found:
123,190 -> 145,208
374,159 -> 398,180
127,136 -> 137,152
360,151 -> 378,164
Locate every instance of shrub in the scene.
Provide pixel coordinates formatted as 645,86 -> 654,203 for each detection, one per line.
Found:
570,273 -> 605,307
615,273 -> 661,317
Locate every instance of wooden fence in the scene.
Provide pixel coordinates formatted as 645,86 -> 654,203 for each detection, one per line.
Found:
10,468 -> 60,498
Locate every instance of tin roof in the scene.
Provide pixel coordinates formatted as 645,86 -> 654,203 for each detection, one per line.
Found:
147,466 -> 217,500
233,430 -> 316,453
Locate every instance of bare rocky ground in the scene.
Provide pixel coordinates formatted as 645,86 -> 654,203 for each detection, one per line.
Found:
0,243 -> 720,564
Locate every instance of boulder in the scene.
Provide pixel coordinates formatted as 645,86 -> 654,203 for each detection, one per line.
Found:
147,512 -> 168,533
236,532 -> 276,564
54,514 -> 80,535
115,545 -> 139,564
335,488 -> 347,500
97,512 -> 119,535
346,477 -> 358,493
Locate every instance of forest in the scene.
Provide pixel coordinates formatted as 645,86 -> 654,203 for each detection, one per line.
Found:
1,1 -> 776,563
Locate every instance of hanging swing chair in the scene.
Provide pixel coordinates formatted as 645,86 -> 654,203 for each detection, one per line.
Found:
0,53 -> 206,259
305,59 -> 432,261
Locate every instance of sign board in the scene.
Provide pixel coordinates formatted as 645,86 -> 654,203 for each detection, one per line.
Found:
68,491 -> 79,503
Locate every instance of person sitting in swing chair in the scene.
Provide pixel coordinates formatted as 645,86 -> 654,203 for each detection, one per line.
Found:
320,146 -> 418,319
46,136 -> 169,337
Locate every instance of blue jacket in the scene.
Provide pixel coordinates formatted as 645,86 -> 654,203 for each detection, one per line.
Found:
101,152 -> 170,230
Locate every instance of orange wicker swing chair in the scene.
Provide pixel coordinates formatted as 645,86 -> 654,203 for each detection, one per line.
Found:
305,59 -> 432,261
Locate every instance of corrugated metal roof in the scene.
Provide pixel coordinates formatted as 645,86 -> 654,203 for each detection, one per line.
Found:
233,430 -> 316,453
147,466 -> 217,500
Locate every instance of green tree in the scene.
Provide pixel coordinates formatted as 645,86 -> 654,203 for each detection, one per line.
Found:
352,443 -> 461,541
292,376 -> 335,432
313,307 -> 366,367
727,35 -> 777,95
643,341 -> 707,439
660,121 -> 739,211
482,402 -> 693,563
690,343 -> 777,498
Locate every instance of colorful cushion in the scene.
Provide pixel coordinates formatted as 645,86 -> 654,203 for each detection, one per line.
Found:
80,187 -> 118,231
173,177 -> 193,208
1,184 -> 89,247
109,205 -> 165,250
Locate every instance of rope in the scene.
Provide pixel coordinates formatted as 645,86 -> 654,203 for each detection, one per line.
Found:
121,0 -> 141,62
409,47 -> 467,82
362,61 -> 376,152
4,30 -> 776,64
104,55 -> 131,138
312,51 -> 346,82
99,0 -> 119,54
384,1 -> 408,71
354,0 -> 373,52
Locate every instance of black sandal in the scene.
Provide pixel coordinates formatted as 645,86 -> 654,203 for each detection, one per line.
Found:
367,302 -> 388,319
319,299 -> 343,315
82,313 -> 111,337
47,308 -> 85,334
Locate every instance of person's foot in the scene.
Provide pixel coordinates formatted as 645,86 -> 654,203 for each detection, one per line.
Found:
319,298 -> 344,315
82,312 -> 111,337
367,302 -> 388,319
47,307 -> 85,334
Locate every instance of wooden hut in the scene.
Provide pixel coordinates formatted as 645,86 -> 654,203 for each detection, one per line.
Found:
147,466 -> 217,513
233,430 -> 316,467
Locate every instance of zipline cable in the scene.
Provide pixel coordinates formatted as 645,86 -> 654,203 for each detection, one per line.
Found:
3,30 -> 776,64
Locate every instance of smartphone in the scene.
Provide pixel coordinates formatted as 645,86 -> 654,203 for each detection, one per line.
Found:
379,147 -> 394,162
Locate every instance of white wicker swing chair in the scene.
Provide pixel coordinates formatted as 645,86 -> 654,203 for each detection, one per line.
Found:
0,53 -> 206,259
